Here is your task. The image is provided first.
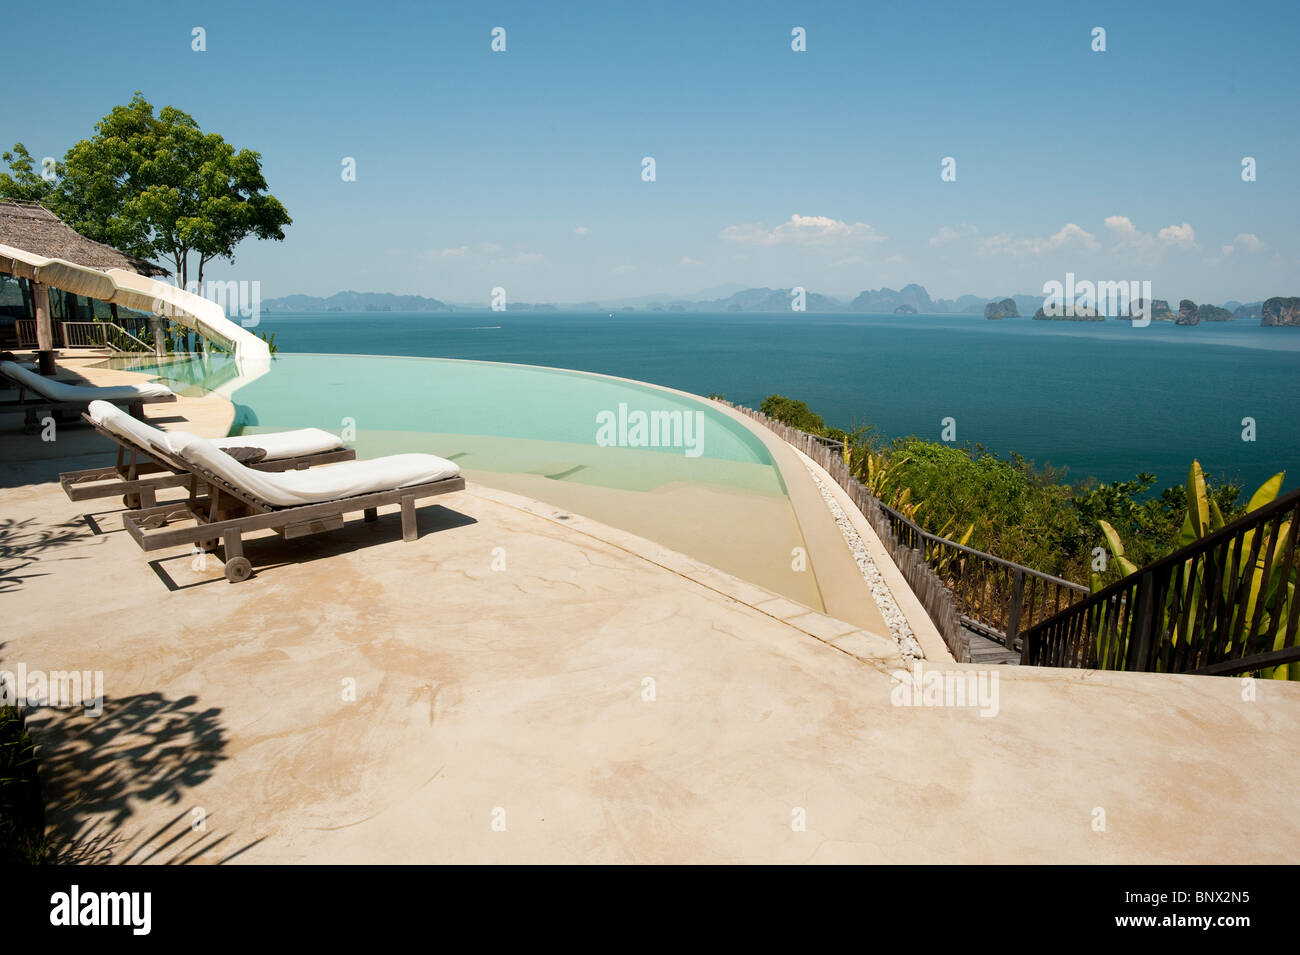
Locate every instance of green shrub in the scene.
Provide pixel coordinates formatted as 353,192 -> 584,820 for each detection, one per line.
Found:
0,705 -> 47,864
760,394 -> 825,433
753,393 -> 1246,586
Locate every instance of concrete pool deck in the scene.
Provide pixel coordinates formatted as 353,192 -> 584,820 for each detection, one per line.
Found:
4,356 -> 1300,863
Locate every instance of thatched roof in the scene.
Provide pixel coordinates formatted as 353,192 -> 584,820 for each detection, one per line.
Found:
0,200 -> 170,277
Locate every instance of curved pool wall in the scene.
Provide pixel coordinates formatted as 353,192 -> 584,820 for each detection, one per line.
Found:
135,353 -> 779,490
107,353 -> 821,608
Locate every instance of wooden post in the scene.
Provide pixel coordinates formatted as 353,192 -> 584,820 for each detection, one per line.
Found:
1126,571 -> 1158,671
149,315 -> 166,358
1006,568 -> 1025,651
32,281 -> 55,375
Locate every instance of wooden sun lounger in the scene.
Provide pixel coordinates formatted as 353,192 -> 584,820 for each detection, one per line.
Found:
123,437 -> 466,582
60,413 -> 357,508
0,381 -> 175,433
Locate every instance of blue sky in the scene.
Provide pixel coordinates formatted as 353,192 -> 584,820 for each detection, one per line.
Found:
6,0 -> 1299,304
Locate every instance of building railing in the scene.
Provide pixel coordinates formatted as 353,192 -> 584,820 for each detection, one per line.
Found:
60,321 -> 108,348
717,400 -> 1087,662
1022,485 -> 1300,676
16,320 -> 152,352
15,319 -> 47,347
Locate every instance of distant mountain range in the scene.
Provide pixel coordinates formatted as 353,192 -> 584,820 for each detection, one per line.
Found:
261,286 -> 1280,319
264,290 -> 451,312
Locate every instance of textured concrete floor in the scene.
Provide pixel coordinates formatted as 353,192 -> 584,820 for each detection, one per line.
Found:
3,355 -> 1298,863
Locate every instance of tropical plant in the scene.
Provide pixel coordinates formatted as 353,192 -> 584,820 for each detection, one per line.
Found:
1091,461 -> 1295,678
0,704 -> 47,864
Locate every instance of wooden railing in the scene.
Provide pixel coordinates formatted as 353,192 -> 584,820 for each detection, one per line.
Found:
877,500 -> 1088,649
98,322 -> 154,353
1022,486 -> 1300,676
15,319 -> 48,347
60,321 -> 107,348
16,320 -> 152,352
717,400 -> 1087,662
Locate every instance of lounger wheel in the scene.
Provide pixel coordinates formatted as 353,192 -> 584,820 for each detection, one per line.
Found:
224,557 -> 253,583
123,493 -> 141,509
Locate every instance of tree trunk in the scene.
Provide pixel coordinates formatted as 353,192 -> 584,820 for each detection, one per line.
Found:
195,258 -> 206,353
181,255 -> 193,353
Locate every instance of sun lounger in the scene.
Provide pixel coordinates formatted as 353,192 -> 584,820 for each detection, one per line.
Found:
0,359 -> 175,431
123,430 -> 465,582
61,399 -> 356,508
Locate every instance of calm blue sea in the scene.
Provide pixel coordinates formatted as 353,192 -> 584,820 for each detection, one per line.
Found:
253,310 -> 1300,493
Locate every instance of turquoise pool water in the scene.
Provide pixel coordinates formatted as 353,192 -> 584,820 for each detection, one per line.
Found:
100,352 -> 824,609
110,352 -> 785,495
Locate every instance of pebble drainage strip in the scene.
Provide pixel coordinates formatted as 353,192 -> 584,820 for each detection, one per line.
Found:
801,459 -> 924,661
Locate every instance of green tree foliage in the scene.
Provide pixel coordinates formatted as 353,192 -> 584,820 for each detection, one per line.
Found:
754,392 -> 1250,587
1,93 -> 291,349
51,92 -> 291,288
0,144 -> 57,203
760,394 -> 825,433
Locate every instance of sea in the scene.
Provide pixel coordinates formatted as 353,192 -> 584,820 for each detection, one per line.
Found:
251,310 -> 1300,495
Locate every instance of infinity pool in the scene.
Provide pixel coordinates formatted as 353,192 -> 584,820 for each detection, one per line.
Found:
105,353 -> 823,608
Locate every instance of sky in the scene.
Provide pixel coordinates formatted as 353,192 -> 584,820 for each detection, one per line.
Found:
5,0 -> 1299,305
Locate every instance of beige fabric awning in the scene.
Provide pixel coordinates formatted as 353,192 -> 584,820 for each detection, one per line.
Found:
0,242 -> 270,366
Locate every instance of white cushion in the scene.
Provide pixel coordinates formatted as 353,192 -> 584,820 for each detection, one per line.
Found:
87,400 -> 342,462
212,428 -> 343,459
86,399 -> 189,467
2,360 -> 174,400
171,432 -> 460,507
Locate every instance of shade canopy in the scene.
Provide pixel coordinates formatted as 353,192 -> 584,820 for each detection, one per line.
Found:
0,241 -> 270,365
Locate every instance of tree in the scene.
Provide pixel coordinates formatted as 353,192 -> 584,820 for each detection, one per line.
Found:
2,93 -> 291,349
0,144 -> 57,203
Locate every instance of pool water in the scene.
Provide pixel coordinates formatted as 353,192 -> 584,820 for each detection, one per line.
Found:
107,352 -> 824,609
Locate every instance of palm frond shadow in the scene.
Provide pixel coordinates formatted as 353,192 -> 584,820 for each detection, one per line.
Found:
0,517 -> 89,594
33,692 -> 259,864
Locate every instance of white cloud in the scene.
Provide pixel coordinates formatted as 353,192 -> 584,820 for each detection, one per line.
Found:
614,264 -> 637,273
978,222 -> 1098,256
440,245 -> 470,257
1105,215 -> 1203,255
1157,222 -> 1197,248
574,226 -> 589,235
720,214 -> 886,246
679,256 -> 703,266
1104,215 -> 1150,248
496,252 -> 544,265
928,224 -> 977,247
1221,233 -> 1264,255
